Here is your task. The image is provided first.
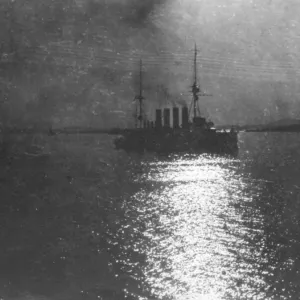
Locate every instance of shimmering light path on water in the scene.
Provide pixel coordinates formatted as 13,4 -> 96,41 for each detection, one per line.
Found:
117,154 -> 269,300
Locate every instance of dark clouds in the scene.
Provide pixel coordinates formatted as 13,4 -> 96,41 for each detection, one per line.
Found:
81,0 -> 169,27
120,0 -> 168,27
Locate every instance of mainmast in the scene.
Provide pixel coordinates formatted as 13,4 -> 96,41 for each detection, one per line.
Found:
190,44 -> 212,120
135,59 -> 144,128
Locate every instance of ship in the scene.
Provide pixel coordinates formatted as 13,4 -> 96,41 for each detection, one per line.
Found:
114,45 -> 239,156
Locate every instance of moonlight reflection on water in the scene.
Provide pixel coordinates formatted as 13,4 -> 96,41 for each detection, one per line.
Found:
117,154 -> 270,300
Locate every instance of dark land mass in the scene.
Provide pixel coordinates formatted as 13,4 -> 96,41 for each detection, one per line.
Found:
216,118 -> 300,132
5,120 -> 300,137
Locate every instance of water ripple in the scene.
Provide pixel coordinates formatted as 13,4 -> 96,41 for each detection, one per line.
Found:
114,154 -> 271,299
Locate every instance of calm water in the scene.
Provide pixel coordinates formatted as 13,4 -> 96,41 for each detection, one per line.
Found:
2,132 -> 300,300
109,132 -> 300,300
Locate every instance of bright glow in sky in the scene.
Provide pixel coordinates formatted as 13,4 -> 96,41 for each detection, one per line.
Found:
144,0 -> 300,121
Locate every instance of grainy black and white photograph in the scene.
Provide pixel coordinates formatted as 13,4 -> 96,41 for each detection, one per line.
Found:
1,0 -> 300,299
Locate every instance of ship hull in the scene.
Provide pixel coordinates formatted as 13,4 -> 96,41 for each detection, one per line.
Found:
114,128 -> 238,156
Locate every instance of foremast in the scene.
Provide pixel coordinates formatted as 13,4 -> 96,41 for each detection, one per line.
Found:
192,44 -> 200,118
134,59 -> 144,128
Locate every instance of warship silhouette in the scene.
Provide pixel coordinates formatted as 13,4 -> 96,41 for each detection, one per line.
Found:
114,45 -> 238,156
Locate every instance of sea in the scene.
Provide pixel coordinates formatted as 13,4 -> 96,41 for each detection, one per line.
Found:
1,131 -> 300,300
108,132 -> 300,300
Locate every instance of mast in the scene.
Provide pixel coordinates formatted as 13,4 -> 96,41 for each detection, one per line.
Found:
192,44 -> 200,118
194,43 -> 197,86
139,59 -> 143,127
135,59 -> 144,128
190,44 -> 212,120
135,100 -> 138,128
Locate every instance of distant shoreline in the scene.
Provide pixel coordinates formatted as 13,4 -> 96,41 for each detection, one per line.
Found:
0,119 -> 300,136
1,128 -> 300,135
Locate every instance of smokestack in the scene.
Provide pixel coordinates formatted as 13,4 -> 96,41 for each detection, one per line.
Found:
173,107 -> 179,129
182,106 -> 189,129
163,108 -> 170,128
155,109 -> 162,128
